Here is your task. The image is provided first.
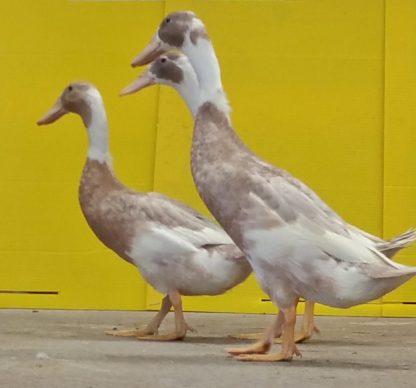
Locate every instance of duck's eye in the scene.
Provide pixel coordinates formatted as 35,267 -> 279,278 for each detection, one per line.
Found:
68,86 -> 73,92
165,18 -> 171,23
160,57 -> 167,63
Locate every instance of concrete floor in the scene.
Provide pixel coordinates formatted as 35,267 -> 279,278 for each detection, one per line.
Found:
0,310 -> 415,388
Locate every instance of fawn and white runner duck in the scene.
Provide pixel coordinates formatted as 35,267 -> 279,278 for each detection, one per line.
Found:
37,81 -> 252,341
129,12 -> 416,361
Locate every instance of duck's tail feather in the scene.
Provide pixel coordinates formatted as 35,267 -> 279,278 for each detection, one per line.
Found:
367,265 -> 416,279
376,228 -> 416,258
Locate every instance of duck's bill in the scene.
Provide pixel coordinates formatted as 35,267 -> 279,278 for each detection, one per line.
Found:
37,100 -> 68,125
120,72 -> 156,96
131,34 -> 165,67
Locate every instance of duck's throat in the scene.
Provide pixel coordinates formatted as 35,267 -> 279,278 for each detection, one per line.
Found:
184,37 -> 225,104
176,82 -> 201,119
86,103 -> 110,163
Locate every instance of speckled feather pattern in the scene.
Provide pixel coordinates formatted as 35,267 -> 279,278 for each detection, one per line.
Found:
79,158 -> 251,295
38,80 -> 253,322
191,102 -> 416,309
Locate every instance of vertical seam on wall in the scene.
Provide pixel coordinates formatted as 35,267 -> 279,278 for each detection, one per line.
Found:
381,0 -> 386,240
381,0 -> 387,316
151,89 -> 161,192
151,0 -> 167,191
146,0 -> 167,310
150,0 -> 167,193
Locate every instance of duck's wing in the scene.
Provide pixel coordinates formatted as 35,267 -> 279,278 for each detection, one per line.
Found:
247,172 -> 405,275
266,165 -> 416,256
279,169 -> 346,225
123,191 -> 237,259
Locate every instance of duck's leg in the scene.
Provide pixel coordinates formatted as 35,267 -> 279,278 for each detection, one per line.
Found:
229,310 -> 284,341
137,290 -> 195,341
231,300 -> 319,343
294,301 -> 320,343
232,304 -> 302,362
226,312 -> 284,356
106,295 -> 172,337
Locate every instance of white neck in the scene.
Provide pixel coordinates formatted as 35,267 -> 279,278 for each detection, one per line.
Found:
86,99 -> 111,163
175,76 -> 201,118
183,36 -> 230,114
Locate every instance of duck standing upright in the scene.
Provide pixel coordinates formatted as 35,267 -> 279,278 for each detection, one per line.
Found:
37,81 -> 252,341
130,12 -> 416,361
123,52 -> 321,343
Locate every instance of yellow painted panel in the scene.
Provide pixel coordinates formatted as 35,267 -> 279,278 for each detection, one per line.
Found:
1,0 -> 413,317
157,0 -> 384,230
148,285 -> 382,317
383,188 -> 416,257
0,0 -> 165,309
152,0 -> 384,314
382,304 -> 416,318
382,188 -> 416,302
0,252 -> 144,310
146,275 -> 270,313
384,0 -> 416,187
383,0 -> 416,305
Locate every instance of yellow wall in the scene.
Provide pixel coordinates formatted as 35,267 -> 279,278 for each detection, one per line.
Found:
0,0 -> 165,309
382,0 -> 416,316
0,0 -> 415,316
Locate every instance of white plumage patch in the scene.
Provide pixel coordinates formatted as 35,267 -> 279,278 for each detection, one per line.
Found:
126,224 -> 248,296
128,224 -> 234,261
245,214 -> 398,269
129,227 -> 196,260
172,225 -> 234,246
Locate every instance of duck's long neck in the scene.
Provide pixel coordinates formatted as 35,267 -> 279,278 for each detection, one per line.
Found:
184,37 -> 229,111
80,100 -> 124,218
176,80 -> 201,119
86,102 -> 111,164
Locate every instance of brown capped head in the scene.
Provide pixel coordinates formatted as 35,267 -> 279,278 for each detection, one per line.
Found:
131,11 -> 209,67
37,82 -> 102,127
121,52 -> 198,96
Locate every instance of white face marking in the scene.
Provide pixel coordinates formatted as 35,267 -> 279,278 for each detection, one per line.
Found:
85,87 -> 103,104
190,17 -> 205,30
153,56 -> 201,118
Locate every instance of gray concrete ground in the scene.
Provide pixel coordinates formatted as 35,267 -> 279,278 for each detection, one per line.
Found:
0,310 -> 415,388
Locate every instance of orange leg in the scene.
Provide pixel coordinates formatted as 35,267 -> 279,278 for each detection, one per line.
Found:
229,310 -> 283,341
226,312 -> 283,356
137,290 -> 195,341
230,300 -> 319,343
295,300 -> 320,343
230,303 -> 303,362
106,294 -> 172,337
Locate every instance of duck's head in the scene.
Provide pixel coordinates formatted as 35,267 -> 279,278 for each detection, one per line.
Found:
131,11 -> 208,67
121,52 -> 198,96
37,82 -> 103,127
